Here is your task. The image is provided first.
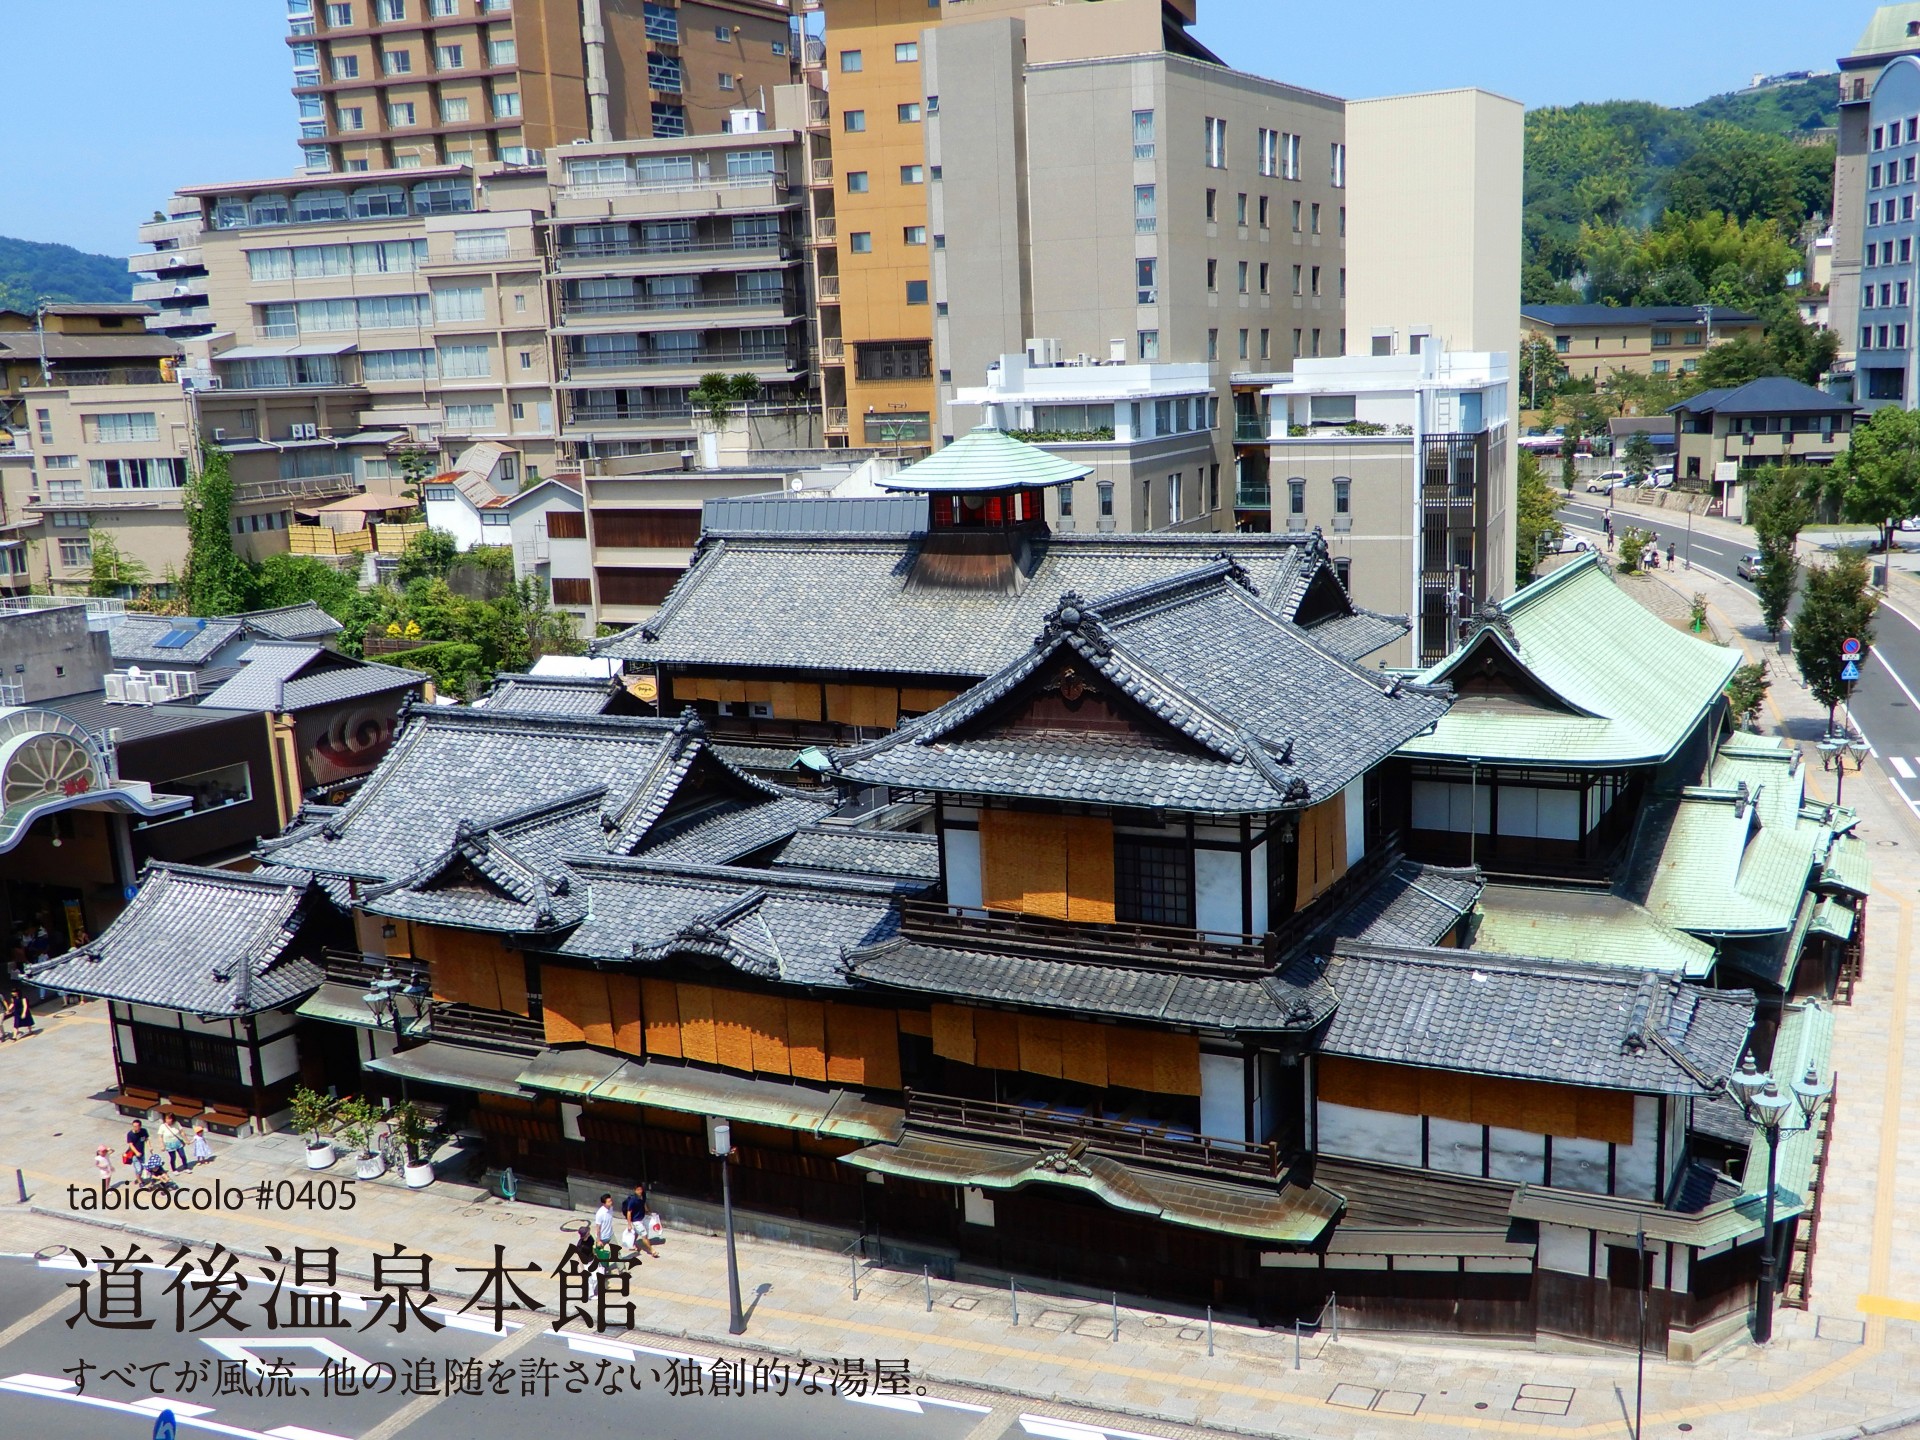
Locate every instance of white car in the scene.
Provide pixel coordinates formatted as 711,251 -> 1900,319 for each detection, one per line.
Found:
1649,467 -> 1676,489
1586,471 -> 1627,493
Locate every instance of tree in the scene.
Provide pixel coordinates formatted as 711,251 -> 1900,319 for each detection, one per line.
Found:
84,531 -> 150,598
1618,529 -> 1649,572
691,371 -> 761,427
395,527 -> 459,586
253,552 -> 360,621
1748,468 -> 1813,637
1623,430 -> 1656,479
1841,405 -> 1920,555
1793,548 -> 1878,720
180,444 -> 254,615
1692,332 -> 1779,391
1514,451 -> 1565,586
1559,433 -> 1578,492
497,576 -> 585,665
1725,661 -> 1771,731
392,445 -> 435,518
1519,336 -> 1568,409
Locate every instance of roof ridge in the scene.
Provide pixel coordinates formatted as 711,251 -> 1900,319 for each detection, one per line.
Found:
140,860 -> 310,890
565,853 -> 918,898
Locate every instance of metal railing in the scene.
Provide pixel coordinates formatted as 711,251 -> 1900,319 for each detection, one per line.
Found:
810,157 -> 833,185
560,172 -> 788,201
1235,417 -> 1269,442
233,474 -> 358,503
556,236 -> 792,263
565,348 -> 794,373
812,216 -> 837,243
899,899 -> 1274,975
905,1091 -> 1283,1181
0,594 -> 126,629
567,404 -> 697,424
1236,482 -> 1271,508
559,292 -> 789,319
807,96 -> 830,127
55,368 -> 170,388
816,274 -> 841,300
824,406 -> 849,433
821,336 -> 845,363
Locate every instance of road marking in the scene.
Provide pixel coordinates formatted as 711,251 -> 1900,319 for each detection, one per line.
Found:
0,1375 -> 293,1440
0,1286 -> 74,1354
1891,756 -> 1915,780
359,1317 -> 546,1440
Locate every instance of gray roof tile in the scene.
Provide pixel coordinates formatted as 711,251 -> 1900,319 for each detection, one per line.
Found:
483,673 -> 621,716
772,826 -> 941,882
197,643 -> 423,713
241,601 -> 345,642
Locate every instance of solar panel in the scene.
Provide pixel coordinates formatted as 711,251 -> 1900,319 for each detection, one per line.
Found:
154,627 -> 196,649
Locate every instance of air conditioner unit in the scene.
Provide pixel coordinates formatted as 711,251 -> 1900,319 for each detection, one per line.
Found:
124,678 -> 152,706
212,428 -> 228,442
103,673 -> 128,704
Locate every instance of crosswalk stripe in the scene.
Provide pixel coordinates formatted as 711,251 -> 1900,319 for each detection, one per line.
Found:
1891,756 -> 1915,780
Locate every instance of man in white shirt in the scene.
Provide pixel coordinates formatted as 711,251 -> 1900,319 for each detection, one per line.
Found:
592,1193 -> 619,1267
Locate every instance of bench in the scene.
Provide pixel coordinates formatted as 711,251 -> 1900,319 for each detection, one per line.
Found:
157,1095 -> 205,1122
203,1103 -> 251,1137
112,1087 -> 160,1118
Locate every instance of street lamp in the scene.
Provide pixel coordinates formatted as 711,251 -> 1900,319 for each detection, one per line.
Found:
707,1116 -> 746,1335
1817,735 -> 1870,807
361,968 -> 429,1051
1727,1055 -> 1831,1343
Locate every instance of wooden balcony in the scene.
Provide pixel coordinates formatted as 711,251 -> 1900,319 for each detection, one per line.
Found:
905,1090 -> 1283,1182
898,899 -> 1274,976
429,1002 -> 544,1054
322,949 -> 428,990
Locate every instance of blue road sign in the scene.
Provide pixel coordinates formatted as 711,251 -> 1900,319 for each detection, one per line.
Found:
1841,660 -> 1862,682
153,1410 -> 178,1440
1843,637 -> 1863,656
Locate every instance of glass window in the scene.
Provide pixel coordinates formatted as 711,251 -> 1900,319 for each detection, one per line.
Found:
1136,257 -> 1157,304
84,413 -> 161,444
647,52 -> 681,91
642,1 -> 678,42
651,104 -> 687,137
1134,184 -> 1156,233
434,285 -> 485,321
900,164 -> 923,184
840,49 -> 862,71
861,412 -> 932,443
388,102 -> 415,127
435,43 -> 464,69
444,402 -> 497,430
351,183 -> 407,217
905,280 -> 929,305
411,177 -> 473,214
1132,109 -> 1155,159
903,225 -> 927,245
897,102 -> 922,123
382,48 -> 412,74
336,106 -> 365,131
846,171 -> 869,193
489,37 -> 516,65
492,91 -> 520,118
438,343 -> 490,377
453,228 -> 509,260
849,231 -> 873,253
896,41 -> 918,60
1137,329 -> 1159,360
331,54 -> 359,79
440,95 -> 470,123
1115,838 -> 1191,927
843,110 -> 865,132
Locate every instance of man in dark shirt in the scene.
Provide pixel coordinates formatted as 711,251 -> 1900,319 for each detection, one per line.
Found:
126,1118 -> 149,1165
619,1182 -> 657,1260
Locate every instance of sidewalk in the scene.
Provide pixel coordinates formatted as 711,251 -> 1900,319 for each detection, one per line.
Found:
8,580 -> 1920,1437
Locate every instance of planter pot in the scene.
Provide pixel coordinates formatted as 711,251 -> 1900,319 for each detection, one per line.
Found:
403,1160 -> 435,1189
354,1153 -> 387,1180
305,1143 -> 335,1170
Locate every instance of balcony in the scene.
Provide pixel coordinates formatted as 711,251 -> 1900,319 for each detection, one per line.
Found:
821,336 -> 845,364
1236,480 -> 1271,509
565,404 -> 697,428
558,292 -> 790,321
811,215 -> 836,244
809,157 -> 833,186
130,247 -> 202,276
233,474 -> 360,503
816,273 -> 840,302
560,172 -> 791,203
806,94 -> 830,129
802,35 -> 826,67
54,367 -> 171,388
563,348 -> 796,377
323,949 -> 428,990
555,236 -> 794,267
899,898 -> 1274,977
824,406 -> 849,434
1235,416 -> 1269,443
429,1002 -> 544,1054
904,1090 -> 1283,1183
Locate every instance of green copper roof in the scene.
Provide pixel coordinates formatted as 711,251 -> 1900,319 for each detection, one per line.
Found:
1854,4 -> 1920,57
1637,788 -> 1821,938
1472,884 -> 1716,978
877,425 -> 1092,493
1401,554 -> 1740,767
1824,832 -> 1871,896
1741,1000 -> 1834,1221
1810,897 -> 1856,941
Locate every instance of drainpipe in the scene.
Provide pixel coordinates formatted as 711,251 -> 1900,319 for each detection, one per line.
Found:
581,0 -> 611,143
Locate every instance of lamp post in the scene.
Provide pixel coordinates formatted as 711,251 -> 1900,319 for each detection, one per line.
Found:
1818,736 -> 1870,807
707,1116 -> 746,1335
1727,1056 -> 1831,1343
361,968 -> 428,1051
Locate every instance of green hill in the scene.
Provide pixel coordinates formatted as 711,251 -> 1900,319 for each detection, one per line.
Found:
0,235 -> 132,315
1688,75 -> 1839,139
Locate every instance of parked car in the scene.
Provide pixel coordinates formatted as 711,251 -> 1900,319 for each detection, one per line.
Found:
1650,467 -> 1676,489
1736,553 -> 1763,580
1587,471 -> 1627,493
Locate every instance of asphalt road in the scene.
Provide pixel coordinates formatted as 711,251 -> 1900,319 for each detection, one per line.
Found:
1558,497 -> 1920,817
0,1252 -> 1107,1440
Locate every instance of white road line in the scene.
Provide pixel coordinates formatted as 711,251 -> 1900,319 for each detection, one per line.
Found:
1891,756 -> 1915,780
0,1376 -> 295,1440
1019,1418 -> 1171,1440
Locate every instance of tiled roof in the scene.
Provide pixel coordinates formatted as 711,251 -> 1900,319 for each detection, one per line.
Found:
1404,554 -> 1740,766
638,794 -> 833,866
109,614 -> 246,666
1323,861 -> 1482,949
197,643 -> 423,713
1522,304 -> 1759,326
834,566 -> 1449,815
27,863 -> 318,1015
241,601 -> 345,642
772,825 -> 942,882
1823,831 -> 1870,896
1669,376 -> 1857,417
1472,884 -> 1717,978
596,530 -> 1406,673
1621,788 -> 1823,937
878,426 -> 1091,492
481,672 -> 621,716
844,936 -> 1335,1030
1312,941 -> 1754,1096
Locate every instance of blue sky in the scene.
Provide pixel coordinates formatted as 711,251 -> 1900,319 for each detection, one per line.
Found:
0,1 -> 1876,256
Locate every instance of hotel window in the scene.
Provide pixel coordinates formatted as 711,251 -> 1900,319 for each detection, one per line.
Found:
900,164 -> 923,183
903,225 -> 926,245
849,231 -> 873,252
846,170 -> 869,193
1205,188 -> 1217,222
1292,265 -> 1302,296
1652,359 -> 1670,375
1206,328 -> 1218,361
1138,329 -> 1160,360
85,412 -> 160,444
839,49 -> 862,71
1258,262 -> 1270,293
1310,265 -> 1321,296
643,1 -> 678,42
1098,481 -> 1114,517
453,227 -> 509,260
1238,328 -> 1249,361
1238,260 -> 1250,294
1136,258 -> 1157,304
1204,116 -> 1227,168
1132,109 -> 1155,159
1206,258 -> 1218,291
1874,164 -> 1883,189
1904,238 -> 1914,262
435,43 -> 464,69
388,102 -> 415,127
1258,126 -> 1279,177
1115,837 -> 1191,927
895,41 -> 917,60
434,285 -> 485,321
382,49 -> 411,74
444,403 -> 496,430
898,102 -> 922,123
429,0 -> 456,11
1311,202 -> 1321,234
440,95 -> 470,122
492,91 -> 520,118
1872,202 -> 1882,225
1282,131 -> 1301,180
843,109 -> 866,132
1288,478 -> 1305,514
1291,199 -> 1302,232
1869,243 -> 1879,266
1651,329 -> 1671,347
326,2 -> 352,22
489,38 -> 516,65
647,53 -> 681,91
1237,193 -> 1248,226
1260,328 -> 1271,360
331,54 -> 359,79
905,280 -> 928,305
438,343 -> 490,377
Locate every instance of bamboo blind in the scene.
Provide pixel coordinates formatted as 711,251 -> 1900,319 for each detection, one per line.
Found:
420,927 -> 527,1015
979,811 -> 1115,922
929,1003 -> 1200,1097
1316,1056 -> 1635,1145
1294,796 -> 1349,909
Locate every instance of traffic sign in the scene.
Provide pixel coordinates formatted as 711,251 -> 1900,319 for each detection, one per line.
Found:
1841,660 -> 1862,682
1843,637 -> 1862,657
153,1410 -> 177,1440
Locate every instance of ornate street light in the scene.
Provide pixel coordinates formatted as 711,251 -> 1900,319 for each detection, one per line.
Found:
1730,1056 -> 1831,1343
361,969 -> 430,1051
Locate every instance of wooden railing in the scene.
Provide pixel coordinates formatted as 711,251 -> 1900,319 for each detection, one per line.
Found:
899,899 -> 1274,976
905,1090 -> 1282,1181
430,1002 -> 544,1053
322,949 -> 427,989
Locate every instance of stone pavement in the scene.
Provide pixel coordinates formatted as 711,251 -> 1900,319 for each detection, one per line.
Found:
7,567 -> 1920,1437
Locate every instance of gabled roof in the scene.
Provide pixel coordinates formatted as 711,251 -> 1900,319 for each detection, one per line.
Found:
833,565 -> 1450,815
1521,305 -> 1759,327
27,864 -> 319,1016
1402,553 -> 1739,767
772,825 -> 941,882
1668,376 -> 1856,417
1853,5 -> 1920,58
481,672 -> 622,716
877,426 -> 1091,493
595,530 -> 1408,674
1313,941 -> 1754,1097
198,642 -> 424,713
109,614 -> 247,666
1473,884 -> 1717,978
241,601 -> 345,643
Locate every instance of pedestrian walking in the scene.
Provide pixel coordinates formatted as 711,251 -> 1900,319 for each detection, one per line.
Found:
620,1182 -> 657,1260
93,1145 -> 115,1190
191,1123 -> 214,1167
10,987 -> 33,1036
0,991 -> 14,1042
125,1117 -> 149,1166
592,1192 -> 620,1268
158,1117 -> 188,1172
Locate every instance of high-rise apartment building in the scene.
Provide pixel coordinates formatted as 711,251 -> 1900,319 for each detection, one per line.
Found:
286,0 -> 798,174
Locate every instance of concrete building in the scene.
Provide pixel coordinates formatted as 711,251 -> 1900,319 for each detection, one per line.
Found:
1669,377 -> 1858,509
1518,305 -> 1764,384
1256,344 -> 1511,668
1851,52 -> 1920,410
285,0 -> 797,174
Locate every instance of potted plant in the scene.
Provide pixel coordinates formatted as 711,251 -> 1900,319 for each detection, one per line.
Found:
392,1100 -> 436,1189
290,1087 -> 338,1170
336,1096 -> 386,1180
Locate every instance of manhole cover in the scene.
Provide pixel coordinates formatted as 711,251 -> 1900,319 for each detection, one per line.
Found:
1513,1384 -> 1575,1416
1177,1326 -> 1203,1341
948,1295 -> 978,1311
1030,1310 -> 1073,1332
1374,1391 -> 1424,1416
1072,1317 -> 1112,1338
1328,1384 -> 1377,1410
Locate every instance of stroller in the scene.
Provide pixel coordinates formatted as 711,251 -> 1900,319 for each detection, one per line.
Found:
134,1153 -> 179,1194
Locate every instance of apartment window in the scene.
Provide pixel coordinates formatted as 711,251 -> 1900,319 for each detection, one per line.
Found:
303,145 -> 329,168
1205,115 -> 1227,168
846,171 -> 870,193
843,109 -> 866,132
331,54 -> 359,79
42,455 -> 77,470
1553,333 -> 1570,353
90,458 -> 186,490
1333,478 -> 1350,516
1904,238 -> 1914,263
489,38 -> 516,65
898,102 -> 922,123
1311,202 -> 1321,234
1683,329 -> 1703,345
326,1 -> 352,22
519,350 -> 533,370
58,538 -> 91,568
388,102 -> 416,127
438,342 -> 490,377
1874,163 -> 1885,189
718,73 -> 735,91
1311,328 -> 1322,356
1205,188 -> 1217,222
1206,258 -> 1218,292
1138,330 -> 1160,361
900,164 -> 924,183
453,227 -> 509,260
1907,195 -> 1916,222
34,410 -> 53,444
1134,184 -> 1156,233
1234,193 -> 1248,228
428,0 -> 455,12
905,280 -> 928,305
1132,109 -> 1155,160
1331,142 -> 1346,187
1310,265 -> 1321,297
363,348 -> 435,381
1901,324 -> 1910,348
849,231 -> 873,253
299,95 -> 324,119
647,52 -> 681,91
1875,125 -> 1886,149
651,103 -> 686,136
1258,195 -> 1271,230
1259,328 -> 1270,360
1903,281 -> 1912,306
85,412 -> 161,445
895,41 -> 917,61
839,49 -> 863,71
1872,201 -> 1883,226
1098,482 -> 1114,518
433,285 -> 485,321
382,48 -> 412,74
1168,472 -> 1183,523
435,43 -> 464,69
1136,257 -> 1157,304
444,403 -> 496,430
715,23 -> 731,39
1651,359 -> 1671,375
1259,127 -> 1280,177
440,96 -> 470,122
1283,131 -> 1301,180
862,412 -> 932,444
1292,264 -> 1303,296
1238,328 -> 1249,361
1258,261 -> 1270,294
1208,465 -> 1220,511
1288,478 -> 1305,514
1291,199 -> 1302,233
1869,242 -> 1880,266
1292,328 -> 1302,357
903,225 -> 927,245
1206,328 -> 1218,361
643,1 -> 678,42
492,91 -> 520,118
1058,485 -> 1073,518
1909,155 -> 1918,182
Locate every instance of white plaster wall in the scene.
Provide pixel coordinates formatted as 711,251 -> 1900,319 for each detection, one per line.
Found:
1316,1099 -> 1420,1164
115,1024 -> 137,1066
1486,1124 -> 1547,1184
1427,1115 -> 1482,1176
1538,1222 -> 1592,1277
944,829 -> 982,908
1550,1136 -> 1610,1194
1200,1053 -> 1247,1142
424,496 -> 486,551
1195,848 -> 1242,938
1344,778 -> 1366,868
1614,1094 -> 1661,1199
257,1035 -> 300,1085
1249,841 -> 1269,933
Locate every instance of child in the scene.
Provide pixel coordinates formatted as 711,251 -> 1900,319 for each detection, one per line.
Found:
191,1123 -> 213,1167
